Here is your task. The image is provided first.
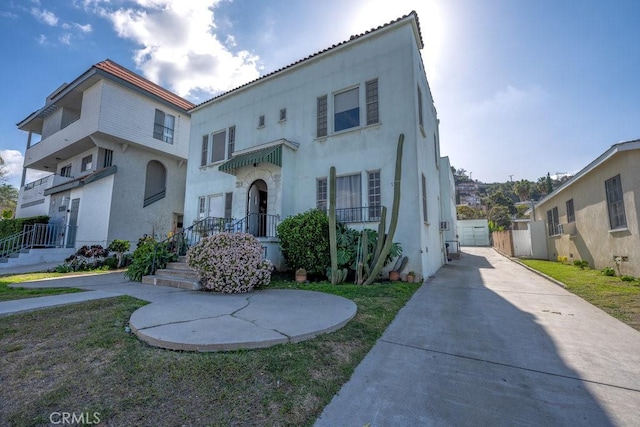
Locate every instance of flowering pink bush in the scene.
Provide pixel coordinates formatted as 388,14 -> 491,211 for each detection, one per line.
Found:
186,232 -> 273,293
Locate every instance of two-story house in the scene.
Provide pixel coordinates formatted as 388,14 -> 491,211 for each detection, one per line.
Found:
15,59 -> 194,252
184,12 -> 455,278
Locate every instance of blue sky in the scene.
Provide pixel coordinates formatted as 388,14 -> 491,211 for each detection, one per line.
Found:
0,0 -> 638,188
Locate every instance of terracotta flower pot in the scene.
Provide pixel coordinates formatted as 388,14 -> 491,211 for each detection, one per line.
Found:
389,271 -> 400,281
406,274 -> 415,283
295,274 -> 307,283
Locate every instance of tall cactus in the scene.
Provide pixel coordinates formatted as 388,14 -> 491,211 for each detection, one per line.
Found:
363,134 -> 404,285
328,166 -> 339,284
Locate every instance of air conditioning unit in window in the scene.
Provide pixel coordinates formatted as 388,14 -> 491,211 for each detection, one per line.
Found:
440,221 -> 449,231
561,222 -> 577,236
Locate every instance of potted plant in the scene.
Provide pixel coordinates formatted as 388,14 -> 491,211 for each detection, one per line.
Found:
389,270 -> 400,281
406,271 -> 416,283
295,268 -> 307,283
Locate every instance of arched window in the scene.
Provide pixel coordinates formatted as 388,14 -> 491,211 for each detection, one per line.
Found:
144,160 -> 166,207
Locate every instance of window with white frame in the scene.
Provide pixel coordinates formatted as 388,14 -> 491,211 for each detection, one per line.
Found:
421,173 -> 428,222
279,108 -> 287,121
211,129 -> 226,163
81,155 -> 92,172
153,109 -> 175,144
547,207 -> 559,236
365,79 -> 379,125
317,95 -> 327,137
198,197 -> 206,219
316,178 -> 327,211
368,170 -> 381,221
336,173 -> 362,221
566,199 -> 575,223
201,135 -> 209,166
605,174 -> 627,229
334,87 -> 359,132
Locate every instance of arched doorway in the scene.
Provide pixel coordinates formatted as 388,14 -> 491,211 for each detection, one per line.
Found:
144,160 -> 166,207
247,179 -> 267,237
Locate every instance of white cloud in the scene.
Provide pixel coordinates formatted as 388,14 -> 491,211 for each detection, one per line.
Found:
31,7 -> 59,26
0,150 -> 25,179
0,11 -> 19,18
36,34 -> 47,45
89,0 -> 260,99
74,22 -> 92,32
464,85 -> 547,119
59,33 -> 72,45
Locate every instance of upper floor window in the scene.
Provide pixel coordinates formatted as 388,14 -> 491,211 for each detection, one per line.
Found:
211,129 -> 226,163
605,174 -> 627,229
280,108 -> 287,122
566,199 -> 575,223
334,87 -> 359,132
153,109 -> 175,144
81,155 -> 92,172
258,115 -> 265,128
547,206 -> 559,236
228,126 -> 236,160
60,164 -> 71,178
201,135 -> 209,167
365,79 -> 379,125
316,178 -> 327,211
417,85 -> 424,128
198,197 -> 206,219
317,95 -> 327,137
103,149 -> 113,168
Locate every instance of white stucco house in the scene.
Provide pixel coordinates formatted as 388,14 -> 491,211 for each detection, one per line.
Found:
15,59 -> 194,252
183,11 -> 455,278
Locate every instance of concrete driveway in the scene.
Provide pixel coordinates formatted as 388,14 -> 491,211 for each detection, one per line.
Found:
317,247 -> 640,426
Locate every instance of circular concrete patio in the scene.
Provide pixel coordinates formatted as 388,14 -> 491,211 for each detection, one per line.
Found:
129,289 -> 357,352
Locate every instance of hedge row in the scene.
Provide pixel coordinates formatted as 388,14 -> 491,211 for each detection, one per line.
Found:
0,216 -> 49,239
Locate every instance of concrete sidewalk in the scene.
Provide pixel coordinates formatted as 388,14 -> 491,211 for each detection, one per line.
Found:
316,247 -> 640,426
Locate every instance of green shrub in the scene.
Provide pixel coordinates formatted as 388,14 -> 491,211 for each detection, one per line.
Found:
573,260 -> 589,269
108,239 -> 131,268
0,215 -> 49,239
54,265 -> 74,273
276,209 -> 330,275
124,237 -> 176,282
103,256 -> 119,269
187,232 -> 273,293
335,225 -> 401,276
601,267 -> 616,277
620,275 -> 636,282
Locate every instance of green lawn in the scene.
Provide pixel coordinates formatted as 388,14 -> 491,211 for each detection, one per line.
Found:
0,280 -> 419,426
0,272 -> 92,302
520,259 -> 640,331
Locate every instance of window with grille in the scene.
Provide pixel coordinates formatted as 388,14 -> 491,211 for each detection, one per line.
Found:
317,95 -> 327,137
605,175 -> 627,229
366,79 -> 379,125
316,178 -> 327,210
566,199 -> 575,223
201,135 -> 209,166
368,170 -> 381,221
227,126 -> 235,159
547,207 -> 559,236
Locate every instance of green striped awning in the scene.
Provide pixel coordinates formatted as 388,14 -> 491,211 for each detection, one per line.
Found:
218,144 -> 283,174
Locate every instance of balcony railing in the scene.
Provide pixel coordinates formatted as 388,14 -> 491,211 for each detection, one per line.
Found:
323,206 -> 383,223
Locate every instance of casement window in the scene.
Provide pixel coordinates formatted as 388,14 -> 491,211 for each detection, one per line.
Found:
336,173 -> 362,222
279,108 -> 287,122
103,149 -> 113,168
334,87 -> 360,132
258,115 -> 265,128
421,173 -> 428,222
365,79 -> 379,125
81,155 -> 92,172
368,170 -> 381,221
317,95 -> 328,137
211,130 -> 226,163
201,135 -> 209,166
153,109 -> 175,144
227,126 -> 236,160
417,85 -> 424,128
605,174 -> 627,229
547,207 -> 559,236
60,164 -> 71,178
224,192 -> 233,219
566,199 -> 575,223
198,197 -> 206,219
316,178 -> 327,210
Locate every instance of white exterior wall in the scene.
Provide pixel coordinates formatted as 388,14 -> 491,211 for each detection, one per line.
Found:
439,156 -> 458,253
70,175 -> 114,247
98,80 -> 189,159
185,17 -> 447,278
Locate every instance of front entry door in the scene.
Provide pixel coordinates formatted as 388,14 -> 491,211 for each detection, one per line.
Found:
247,180 -> 267,237
66,198 -> 79,247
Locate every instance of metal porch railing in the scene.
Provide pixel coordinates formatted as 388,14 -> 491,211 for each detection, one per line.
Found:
0,223 -> 77,260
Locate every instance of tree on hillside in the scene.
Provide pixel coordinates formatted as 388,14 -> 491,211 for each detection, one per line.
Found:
0,154 -> 6,183
450,166 -> 470,183
488,205 -> 512,230
456,205 -> 485,220
513,179 -> 532,202
483,190 -> 516,215
0,185 -> 18,219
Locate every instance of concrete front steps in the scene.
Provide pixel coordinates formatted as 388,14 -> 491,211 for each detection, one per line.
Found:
141,256 -> 201,291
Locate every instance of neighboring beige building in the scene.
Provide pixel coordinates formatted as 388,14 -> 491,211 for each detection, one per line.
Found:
533,139 -> 640,276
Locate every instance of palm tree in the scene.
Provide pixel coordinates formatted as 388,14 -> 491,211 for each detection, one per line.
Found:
513,179 -> 531,202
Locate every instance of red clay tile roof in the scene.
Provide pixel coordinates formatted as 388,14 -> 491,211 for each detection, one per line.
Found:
193,11 -> 423,110
95,59 -> 195,111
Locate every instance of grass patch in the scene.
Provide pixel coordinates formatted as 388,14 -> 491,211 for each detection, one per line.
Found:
0,272 -> 98,302
520,259 -> 640,331
0,280 -> 419,426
